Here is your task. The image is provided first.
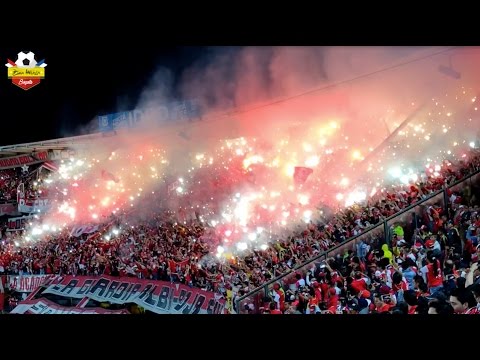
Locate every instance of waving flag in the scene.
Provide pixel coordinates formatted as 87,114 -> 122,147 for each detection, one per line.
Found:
101,170 -> 119,183
293,166 -> 313,185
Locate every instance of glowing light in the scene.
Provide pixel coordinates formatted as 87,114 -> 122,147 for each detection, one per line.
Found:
303,143 -> 313,152
336,193 -> 344,201
298,194 -> 309,205
260,244 -> 268,251
217,246 -> 225,254
284,164 -> 295,177
243,155 -> 264,169
176,186 -> 183,193
470,141 -> 476,148
225,230 -> 232,237
339,177 -> 349,187
352,150 -> 362,160
305,155 -> 320,167
248,233 -> 257,241
236,242 -> 248,251
303,210 -> 312,222
256,227 -> 264,234
389,167 -> 402,178
345,190 -> 367,207
400,175 -> 409,184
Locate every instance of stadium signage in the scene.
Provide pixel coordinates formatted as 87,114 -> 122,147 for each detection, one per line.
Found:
98,100 -> 202,132
41,275 -> 225,314
0,151 -> 49,169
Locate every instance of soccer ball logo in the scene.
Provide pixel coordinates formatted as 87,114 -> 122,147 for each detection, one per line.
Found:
5,50 -> 47,90
15,51 -> 37,68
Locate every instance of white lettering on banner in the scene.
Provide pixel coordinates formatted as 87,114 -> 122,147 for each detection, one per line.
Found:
8,215 -> 34,231
11,299 -> 129,314
41,275 -> 225,314
8,275 -> 54,293
18,198 -> 50,213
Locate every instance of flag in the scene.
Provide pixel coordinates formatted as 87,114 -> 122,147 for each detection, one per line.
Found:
101,170 -> 119,183
41,161 -> 58,172
17,183 -> 25,203
293,166 -> 313,185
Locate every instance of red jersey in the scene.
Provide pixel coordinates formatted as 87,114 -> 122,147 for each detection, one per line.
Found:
426,261 -> 443,288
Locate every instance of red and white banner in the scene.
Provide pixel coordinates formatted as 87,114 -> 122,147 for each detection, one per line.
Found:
11,298 -> 129,314
70,224 -> 100,237
0,151 -> 49,170
7,215 -> 34,231
40,161 -> 58,172
8,275 -> 55,293
41,275 -> 225,314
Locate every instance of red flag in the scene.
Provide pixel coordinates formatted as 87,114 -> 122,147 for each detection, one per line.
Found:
293,166 -> 313,185
101,170 -> 119,183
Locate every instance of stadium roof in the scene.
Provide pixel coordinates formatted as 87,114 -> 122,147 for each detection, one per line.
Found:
0,132 -> 115,158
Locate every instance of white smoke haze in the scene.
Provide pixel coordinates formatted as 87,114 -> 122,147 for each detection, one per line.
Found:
24,46 -> 480,257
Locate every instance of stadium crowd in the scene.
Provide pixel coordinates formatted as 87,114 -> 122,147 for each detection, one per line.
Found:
0,149 -> 479,314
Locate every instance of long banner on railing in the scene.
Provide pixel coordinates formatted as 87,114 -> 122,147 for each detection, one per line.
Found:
0,149 -> 78,170
11,298 -> 129,314
39,275 -> 225,314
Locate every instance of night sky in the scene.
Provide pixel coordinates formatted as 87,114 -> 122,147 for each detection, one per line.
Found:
0,46 -> 210,146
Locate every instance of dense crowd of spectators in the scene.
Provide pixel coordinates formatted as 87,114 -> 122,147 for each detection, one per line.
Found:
0,149 -> 479,314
